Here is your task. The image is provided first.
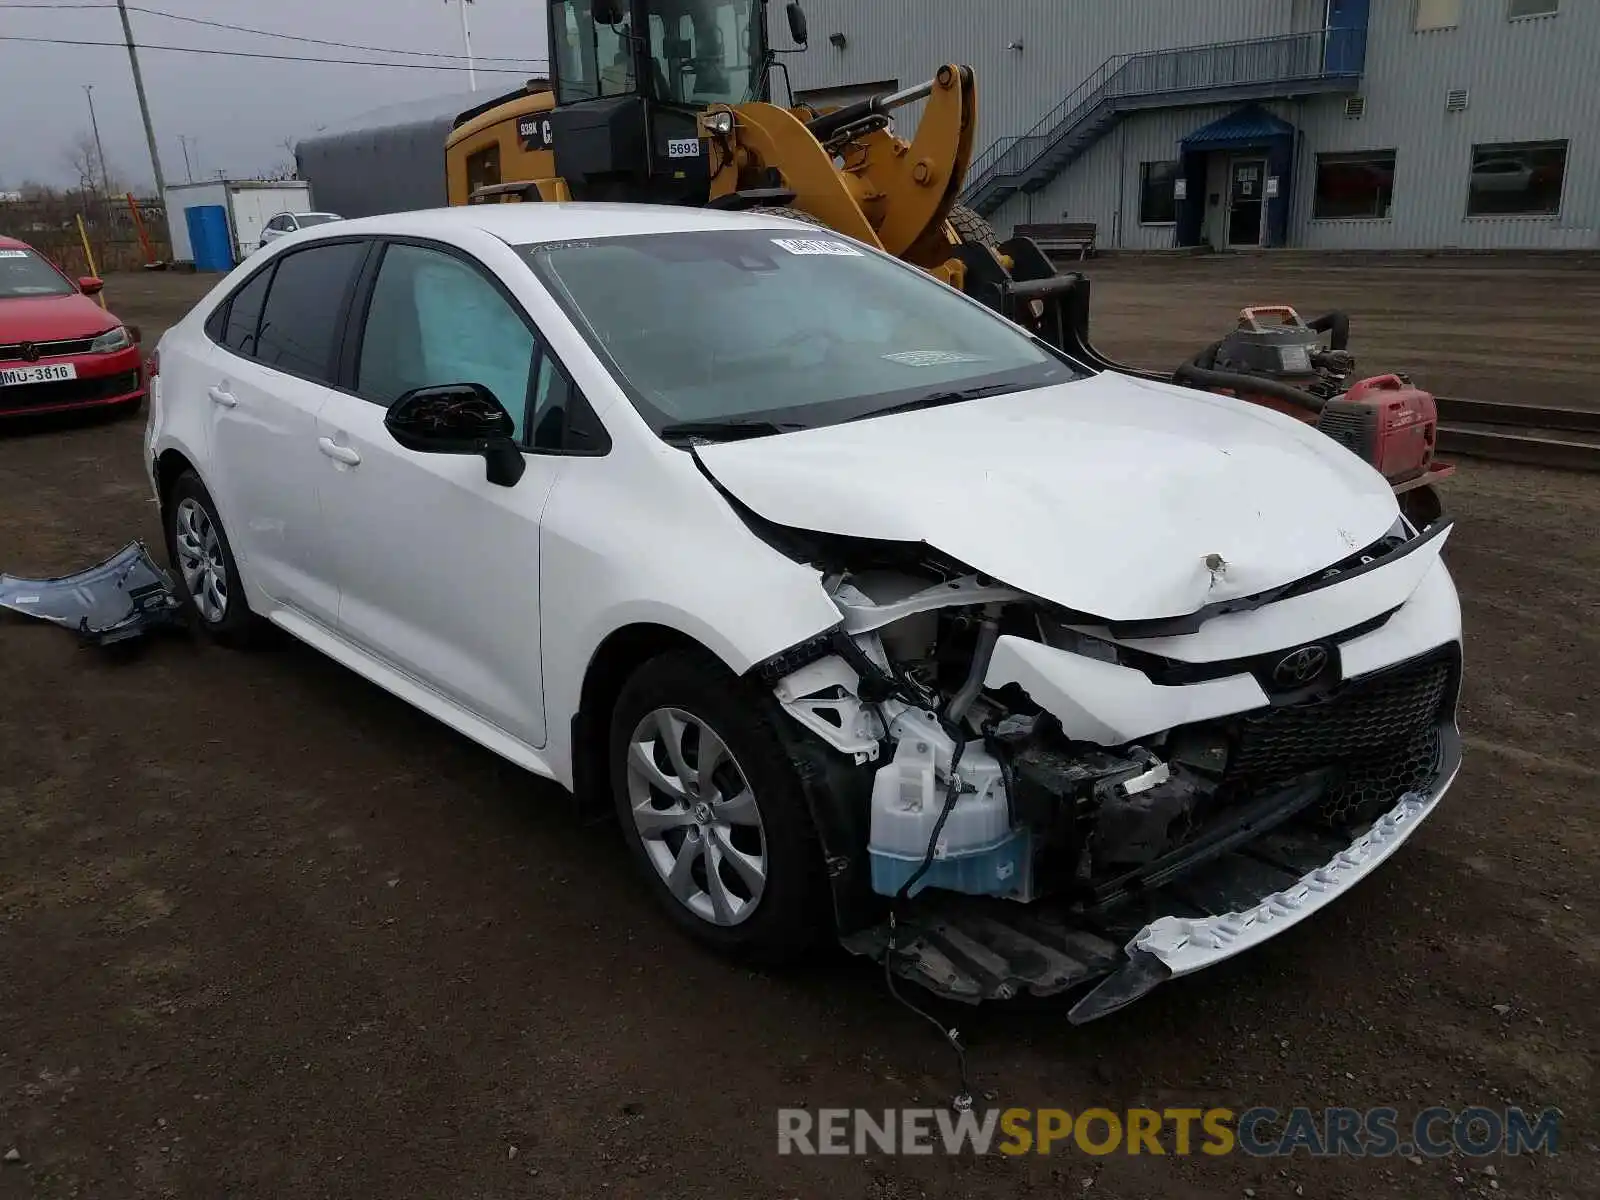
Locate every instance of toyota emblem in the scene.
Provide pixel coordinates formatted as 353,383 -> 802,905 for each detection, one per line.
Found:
19,342 -> 40,363
1272,645 -> 1329,688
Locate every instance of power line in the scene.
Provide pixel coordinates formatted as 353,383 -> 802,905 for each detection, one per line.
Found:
0,3 -> 547,64
0,33 -> 546,73
129,5 -> 545,64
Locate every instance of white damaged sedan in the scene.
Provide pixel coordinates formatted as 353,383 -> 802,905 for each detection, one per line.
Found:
145,203 -> 1461,1021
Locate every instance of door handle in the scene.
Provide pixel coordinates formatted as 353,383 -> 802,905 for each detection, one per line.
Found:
317,436 -> 361,466
208,385 -> 238,408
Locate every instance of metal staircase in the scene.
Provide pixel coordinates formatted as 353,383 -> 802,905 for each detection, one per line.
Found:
962,29 -> 1367,216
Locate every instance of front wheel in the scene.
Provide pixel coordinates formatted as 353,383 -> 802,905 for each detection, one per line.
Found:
608,648 -> 830,963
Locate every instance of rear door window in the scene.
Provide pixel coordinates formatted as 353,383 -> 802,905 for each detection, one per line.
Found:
218,266 -> 273,356
253,241 -> 368,383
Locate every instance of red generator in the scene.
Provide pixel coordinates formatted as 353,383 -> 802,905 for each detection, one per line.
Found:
1174,307 -> 1454,528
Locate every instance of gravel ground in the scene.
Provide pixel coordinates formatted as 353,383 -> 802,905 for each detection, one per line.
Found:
0,261 -> 1595,1199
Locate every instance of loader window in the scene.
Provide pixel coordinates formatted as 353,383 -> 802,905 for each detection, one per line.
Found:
466,144 -> 502,198
646,0 -> 761,105
522,228 -> 1077,433
553,0 -> 635,101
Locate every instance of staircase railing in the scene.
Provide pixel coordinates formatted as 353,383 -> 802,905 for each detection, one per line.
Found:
963,28 -> 1366,204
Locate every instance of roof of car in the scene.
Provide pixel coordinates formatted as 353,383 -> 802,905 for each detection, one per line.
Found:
304,202 -> 811,246
0,234 -> 33,250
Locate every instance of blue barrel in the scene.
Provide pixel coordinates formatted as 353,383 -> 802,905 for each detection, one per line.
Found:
185,204 -> 235,272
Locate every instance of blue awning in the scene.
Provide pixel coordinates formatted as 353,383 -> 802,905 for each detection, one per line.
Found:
1181,105 -> 1295,151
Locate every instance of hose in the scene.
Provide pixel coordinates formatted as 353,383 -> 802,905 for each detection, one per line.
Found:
1173,358 -> 1327,415
1306,310 -> 1351,352
943,605 -> 1003,726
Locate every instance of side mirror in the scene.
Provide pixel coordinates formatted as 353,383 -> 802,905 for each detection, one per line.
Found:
78,276 -> 104,295
592,0 -> 623,25
384,383 -> 527,487
786,1 -> 808,46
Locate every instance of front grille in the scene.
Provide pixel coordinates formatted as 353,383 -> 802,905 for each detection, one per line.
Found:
0,370 -> 141,413
1225,644 -> 1457,789
1319,725 -> 1442,827
0,336 -> 98,362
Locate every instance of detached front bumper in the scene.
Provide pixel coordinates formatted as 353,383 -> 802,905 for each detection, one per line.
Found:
1069,728 -> 1459,1023
840,642 -> 1462,1022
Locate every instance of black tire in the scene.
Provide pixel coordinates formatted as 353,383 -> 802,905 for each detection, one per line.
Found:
608,647 -> 830,964
947,202 -> 999,249
162,470 -> 263,647
750,204 -> 831,229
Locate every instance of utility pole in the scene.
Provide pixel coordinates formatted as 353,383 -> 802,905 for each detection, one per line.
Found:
116,0 -> 167,199
449,0 -> 477,92
178,134 -> 195,183
83,85 -> 113,197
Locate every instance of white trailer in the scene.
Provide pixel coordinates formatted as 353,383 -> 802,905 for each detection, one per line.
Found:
162,180 -> 314,267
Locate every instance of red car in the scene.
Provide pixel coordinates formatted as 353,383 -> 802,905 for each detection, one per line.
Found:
0,234 -> 145,418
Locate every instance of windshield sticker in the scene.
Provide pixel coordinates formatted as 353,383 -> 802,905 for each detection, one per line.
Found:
771,237 -> 863,257
0,250 -> 31,258
881,350 -> 990,368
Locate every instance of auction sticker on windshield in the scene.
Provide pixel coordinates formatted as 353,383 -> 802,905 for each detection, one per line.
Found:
1,363 -> 76,386
882,350 -> 990,367
0,250 -> 31,258
771,237 -> 863,256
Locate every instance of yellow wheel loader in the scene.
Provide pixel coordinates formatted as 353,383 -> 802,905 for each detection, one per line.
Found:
442,0 -> 1060,320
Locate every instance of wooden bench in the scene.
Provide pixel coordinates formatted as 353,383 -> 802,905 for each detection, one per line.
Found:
1014,221 -> 1098,260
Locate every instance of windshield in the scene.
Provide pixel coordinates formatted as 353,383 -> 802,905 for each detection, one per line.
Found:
296,213 -> 341,227
552,0 -> 763,106
0,248 -> 74,299
521,228 -> 1079,434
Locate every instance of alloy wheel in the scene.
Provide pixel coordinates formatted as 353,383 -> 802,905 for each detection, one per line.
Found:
624,706 -> 768,926
172,496 -> 229,624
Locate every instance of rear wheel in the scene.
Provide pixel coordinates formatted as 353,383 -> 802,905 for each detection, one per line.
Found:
162,471 -> 264,647
608,648 -> 830,963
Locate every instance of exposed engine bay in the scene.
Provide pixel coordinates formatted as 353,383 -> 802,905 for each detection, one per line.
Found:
754,525 -> 1462,1021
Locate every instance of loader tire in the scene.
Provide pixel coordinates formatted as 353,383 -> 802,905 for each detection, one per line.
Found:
751,205 -> 830,229
947,203 -> 999,249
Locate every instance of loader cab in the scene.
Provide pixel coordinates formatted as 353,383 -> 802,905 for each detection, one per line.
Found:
545,0 -> 780,203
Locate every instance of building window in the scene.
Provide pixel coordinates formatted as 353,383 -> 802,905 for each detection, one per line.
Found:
1467,140 -> 1567,215
1313,151 -> 1396,220
1415,0 -> 1462,30
1507,0 -> 1558,17
1138,160 -> 1181,224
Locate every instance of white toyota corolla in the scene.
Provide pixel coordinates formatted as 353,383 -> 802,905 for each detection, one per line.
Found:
145,204 -> 1462,1021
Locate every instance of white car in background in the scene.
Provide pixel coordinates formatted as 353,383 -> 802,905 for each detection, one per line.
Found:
143,204 -> 1462,1021
256,210 -> 343,250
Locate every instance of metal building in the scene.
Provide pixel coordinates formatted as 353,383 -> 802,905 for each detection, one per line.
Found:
295,91 -> 480,219
781,0 -> 1596,250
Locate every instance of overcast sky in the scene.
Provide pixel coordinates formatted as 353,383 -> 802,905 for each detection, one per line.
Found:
0,0 -> 549,191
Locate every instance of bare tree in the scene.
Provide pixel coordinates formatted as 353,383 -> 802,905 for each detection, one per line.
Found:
252,160 -> 300,182
62,131 -> 126,196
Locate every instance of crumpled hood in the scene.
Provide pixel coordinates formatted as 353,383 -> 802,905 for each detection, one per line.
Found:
694,372 -> 1402,622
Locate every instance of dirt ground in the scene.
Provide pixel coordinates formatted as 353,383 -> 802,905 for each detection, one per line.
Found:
1,259 -> 1597,1199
